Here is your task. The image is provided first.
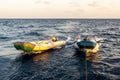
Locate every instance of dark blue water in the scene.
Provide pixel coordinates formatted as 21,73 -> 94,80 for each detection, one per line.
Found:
0,19 -> 120,80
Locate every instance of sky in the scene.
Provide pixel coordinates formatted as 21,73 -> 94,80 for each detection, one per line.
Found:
0,0 -> 120,18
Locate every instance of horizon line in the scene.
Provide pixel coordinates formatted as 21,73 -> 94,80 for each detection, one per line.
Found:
0,17 -> 120,19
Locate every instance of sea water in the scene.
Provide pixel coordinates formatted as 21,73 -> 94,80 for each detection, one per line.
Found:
0,19 -> 120,80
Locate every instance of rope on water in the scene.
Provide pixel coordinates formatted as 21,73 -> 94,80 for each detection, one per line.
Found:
85,54 -> 88,80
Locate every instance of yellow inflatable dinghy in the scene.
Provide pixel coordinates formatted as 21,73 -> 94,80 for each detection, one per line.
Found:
14,36 -> 66,54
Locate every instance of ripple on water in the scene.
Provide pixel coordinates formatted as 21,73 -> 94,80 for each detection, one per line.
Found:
0,19 -> 120,80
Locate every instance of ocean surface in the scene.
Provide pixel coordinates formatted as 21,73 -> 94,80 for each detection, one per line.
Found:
0,19 -> 119,80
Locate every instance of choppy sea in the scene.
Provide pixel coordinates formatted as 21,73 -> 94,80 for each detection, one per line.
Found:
0,19 -> 120,80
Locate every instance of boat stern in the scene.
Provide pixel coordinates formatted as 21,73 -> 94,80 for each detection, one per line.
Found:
14,42 -> 35,52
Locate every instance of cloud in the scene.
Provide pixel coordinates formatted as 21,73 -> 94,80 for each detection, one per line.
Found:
68,2 -> 80,7
35,0 -> 51,4
43,1 -> 50,4
34,0 -> 41,4
88,1 -> 98,7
